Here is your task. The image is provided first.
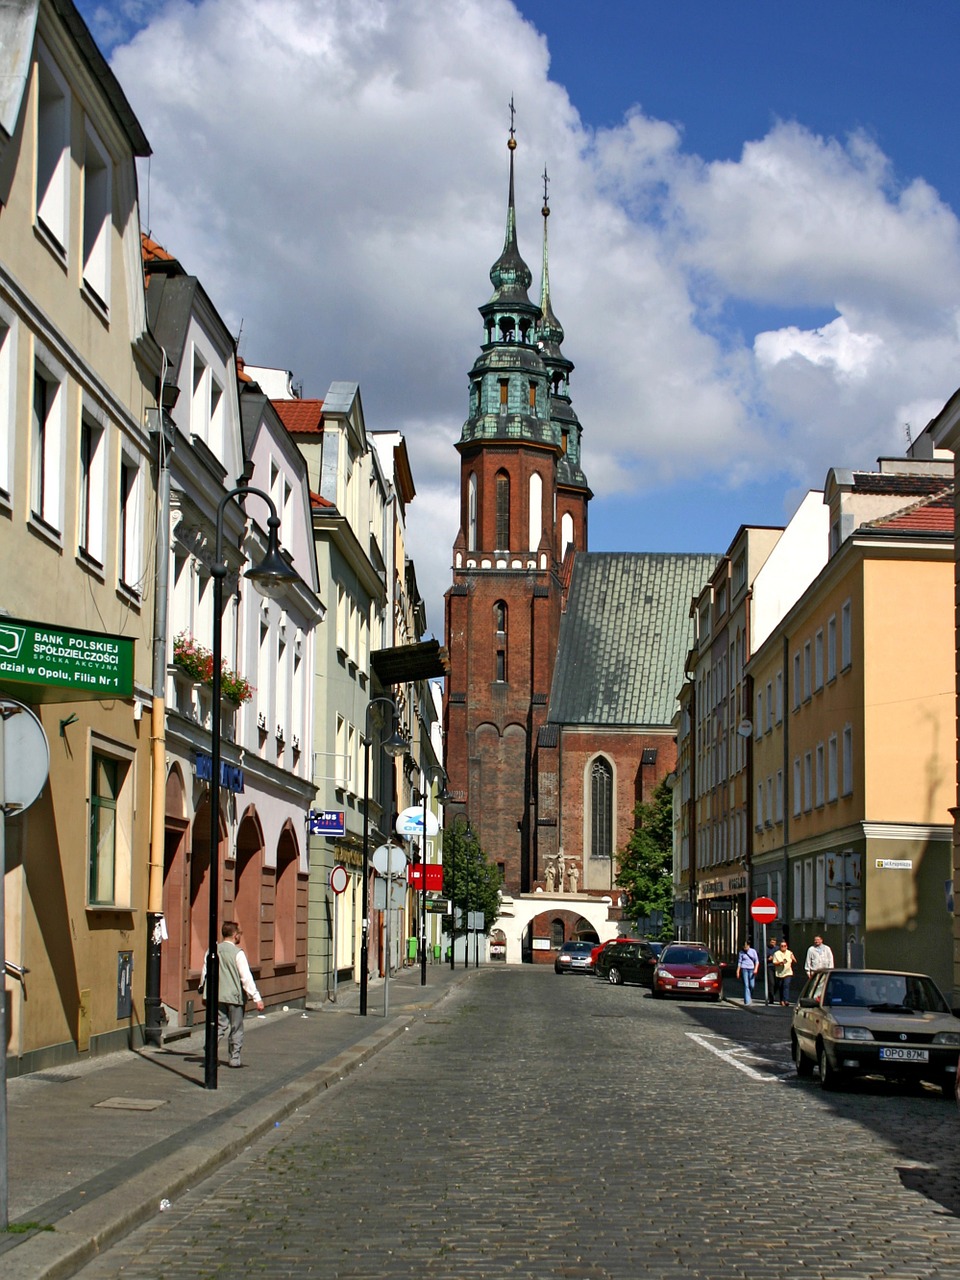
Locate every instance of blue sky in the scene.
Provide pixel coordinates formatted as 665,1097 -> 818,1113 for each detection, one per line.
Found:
76,0 -> 960,628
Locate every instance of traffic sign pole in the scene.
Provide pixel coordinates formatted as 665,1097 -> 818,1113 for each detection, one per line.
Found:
749,898 -> 778,1006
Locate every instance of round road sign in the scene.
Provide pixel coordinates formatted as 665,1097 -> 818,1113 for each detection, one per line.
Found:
329,864 -> 348,895
750,896 -> 778,923
1,698 -> 49,812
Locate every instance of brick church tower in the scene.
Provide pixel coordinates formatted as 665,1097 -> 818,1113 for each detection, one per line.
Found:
443,120 -> 591,894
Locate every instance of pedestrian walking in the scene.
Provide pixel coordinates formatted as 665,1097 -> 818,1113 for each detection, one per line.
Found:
765,936 -> 778,1002
736,939 -> 760,1006
771,939 -> 797,1005
200,921 -> 264,1068
804,934 -> 835,981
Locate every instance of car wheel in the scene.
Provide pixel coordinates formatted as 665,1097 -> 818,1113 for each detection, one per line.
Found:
793,1036 -> 813,1078
818,1043 -> 840,1090
710,993 -> 721,1003
940,1077 -> 955,1100
651,987 -> 663,999
607,966 -> 623,985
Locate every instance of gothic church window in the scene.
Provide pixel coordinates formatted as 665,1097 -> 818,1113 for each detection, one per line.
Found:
590,757 -> 613,859
468,472 -> 477,551
495,471 -> 510,549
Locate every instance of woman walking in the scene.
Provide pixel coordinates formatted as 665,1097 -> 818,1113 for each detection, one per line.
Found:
736,939 -> 759,1006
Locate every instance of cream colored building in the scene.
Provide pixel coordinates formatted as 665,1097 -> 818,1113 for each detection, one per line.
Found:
0,1 -> 160,1071
749,461 -> 955,993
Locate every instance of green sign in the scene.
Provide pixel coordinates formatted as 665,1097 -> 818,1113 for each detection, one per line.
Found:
0,617 -> 134,703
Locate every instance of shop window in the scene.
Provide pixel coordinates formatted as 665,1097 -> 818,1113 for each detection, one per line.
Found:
88,746 -> 133,907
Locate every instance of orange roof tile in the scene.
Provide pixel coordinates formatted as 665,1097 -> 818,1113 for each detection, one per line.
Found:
141,232 -> 175,264
311,491 -> 333,508
868,487 -> 954,536
273,398 -> 324,435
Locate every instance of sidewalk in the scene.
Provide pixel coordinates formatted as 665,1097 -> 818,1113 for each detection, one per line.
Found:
1,960 -> 468,1280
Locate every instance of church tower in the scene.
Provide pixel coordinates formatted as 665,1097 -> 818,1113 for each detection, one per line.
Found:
443,114 -> 591,894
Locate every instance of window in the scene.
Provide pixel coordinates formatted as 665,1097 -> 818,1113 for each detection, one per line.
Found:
765,777 -> 773,826
827,734 -> 838,802
841,600 -> 852,669
82,123 -> 111,306
496,649 -> 506,681
31,361 -> 63,532
755,691 -> 763,739
495,471 -> 510,549
336,715 -> 346,789
36,45 -> 70,250
827,614 -> 837,682
792,652 -> 801,709
765,681 -> 773,732
88,747 -> 133,907
804,858 -> 815,919
336,584 -> 346,652
118,453 -> 141,593
79,413 -> 105,564
803,641 -> 812,701
494,601 -> 506,633
814,629 -> 823,691
528,471 -> 542,551
815,743 -> 824,807
0,314 -> 15,499
528,381 -> 537,408
732,553 -> 746,593
590,758 -> 613,859
550,918 -> 564,948
775,671 -> 783,724
793,861 -> 803,919
793,758 -> 801,817
756,781 -> 764,830
803,752 -> 812,813
776,770 -> 783,823
498,379 -> 508,406
467,473 -> 477,551
842,725 -> 853,796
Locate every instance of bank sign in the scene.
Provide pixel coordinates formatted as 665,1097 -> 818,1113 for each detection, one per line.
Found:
0,618 -> 134,703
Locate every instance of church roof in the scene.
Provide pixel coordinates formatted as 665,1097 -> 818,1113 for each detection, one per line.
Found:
549,551 -> 718,726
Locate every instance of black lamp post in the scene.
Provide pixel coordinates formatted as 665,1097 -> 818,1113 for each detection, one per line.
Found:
360,698 -> 408,1016
204,484 -> 298,1091
419,765 -> 446,986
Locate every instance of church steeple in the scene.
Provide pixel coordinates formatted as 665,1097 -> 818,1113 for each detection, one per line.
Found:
459,106 -> 553,451
537,170 -> 590,499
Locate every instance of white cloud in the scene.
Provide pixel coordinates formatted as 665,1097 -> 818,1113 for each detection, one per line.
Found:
103,0 -> 960,630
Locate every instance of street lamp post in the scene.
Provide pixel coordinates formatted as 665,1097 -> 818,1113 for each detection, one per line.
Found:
204,483 -> 298,1091
420,765 -> 446,987
360,698 -> 408,1016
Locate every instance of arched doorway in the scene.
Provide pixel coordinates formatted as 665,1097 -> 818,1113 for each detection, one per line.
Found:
161,766 -> 188,1011
234,808 -> 265,969
274,823 -> 300,969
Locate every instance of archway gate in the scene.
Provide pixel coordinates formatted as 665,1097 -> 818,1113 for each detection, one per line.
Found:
492,893 -> 621,964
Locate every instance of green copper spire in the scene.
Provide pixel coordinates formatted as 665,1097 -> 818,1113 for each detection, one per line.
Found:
488,98 -> 533,306
538,167 -> 564,352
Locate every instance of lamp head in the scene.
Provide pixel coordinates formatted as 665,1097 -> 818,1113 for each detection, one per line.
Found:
383,728 -> 409,758
244,516 -> 299,600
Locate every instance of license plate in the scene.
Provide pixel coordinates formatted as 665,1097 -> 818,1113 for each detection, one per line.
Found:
879,1047 -> 928,1062
677,980 -> 700,988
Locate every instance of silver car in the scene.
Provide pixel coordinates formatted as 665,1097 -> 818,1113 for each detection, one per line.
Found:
791,968 -> 960,1096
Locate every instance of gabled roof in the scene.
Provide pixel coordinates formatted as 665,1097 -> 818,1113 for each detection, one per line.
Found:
549,551 -> 718,726
273,398 -> 324,435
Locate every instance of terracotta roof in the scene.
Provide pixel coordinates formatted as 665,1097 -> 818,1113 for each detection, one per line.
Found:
851,472 -> 948,497
236,356 -> 253,384
141,233 -> 175,264
310,492 -> 333,509
273,399 -> 324,435
865,487 -> 955,536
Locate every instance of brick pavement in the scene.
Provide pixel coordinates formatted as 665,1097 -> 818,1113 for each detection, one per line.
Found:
1,959 -> 467,1280
67,967 -> 960,1280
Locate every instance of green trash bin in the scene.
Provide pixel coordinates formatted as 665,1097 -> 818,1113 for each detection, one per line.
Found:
407,936 -> 418,962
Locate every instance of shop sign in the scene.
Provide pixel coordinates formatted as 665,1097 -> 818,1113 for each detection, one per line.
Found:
195,753 -> 244,793
310,809 -> 345,836
0,617 -> 133,702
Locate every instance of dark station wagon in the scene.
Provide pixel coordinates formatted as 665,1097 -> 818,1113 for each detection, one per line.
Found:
595,940 -> 661,987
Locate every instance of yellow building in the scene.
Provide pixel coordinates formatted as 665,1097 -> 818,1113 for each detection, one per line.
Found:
749,466 -> 955,992
0,1 -> 159,1071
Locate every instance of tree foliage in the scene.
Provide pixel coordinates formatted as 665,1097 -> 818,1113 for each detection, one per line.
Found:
615,777 -> 674,940
442,821 -> 501,933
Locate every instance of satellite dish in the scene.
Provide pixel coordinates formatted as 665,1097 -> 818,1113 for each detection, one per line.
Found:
736,720 -> 753,739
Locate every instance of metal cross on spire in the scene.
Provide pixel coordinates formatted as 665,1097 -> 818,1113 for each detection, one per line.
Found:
542,166 -> 550,217
508,95 -> 516,150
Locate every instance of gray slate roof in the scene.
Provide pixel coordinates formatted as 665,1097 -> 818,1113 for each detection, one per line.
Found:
548,551 -> 718,727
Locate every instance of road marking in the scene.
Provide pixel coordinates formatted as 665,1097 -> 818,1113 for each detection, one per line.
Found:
686,1032 -> 792,1082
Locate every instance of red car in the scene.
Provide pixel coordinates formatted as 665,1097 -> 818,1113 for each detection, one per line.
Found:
590,936 -> 641,968
652,943 -> 722,1001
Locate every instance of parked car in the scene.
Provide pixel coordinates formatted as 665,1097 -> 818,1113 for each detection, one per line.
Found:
595,940 -> 661,987
555,940 -> 597,975
791,968 -> 960,1096
651,943 -> 722,1001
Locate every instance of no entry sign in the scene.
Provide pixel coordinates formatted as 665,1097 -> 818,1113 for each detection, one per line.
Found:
750,896 -> 778,923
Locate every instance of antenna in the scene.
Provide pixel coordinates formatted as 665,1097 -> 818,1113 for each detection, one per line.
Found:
904,422 -> 913,448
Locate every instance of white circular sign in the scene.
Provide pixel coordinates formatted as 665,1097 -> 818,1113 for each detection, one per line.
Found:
371,842 -> 407,876
1,699 -> 49,812
329,864 -> 348,895
396,806 -> 439,837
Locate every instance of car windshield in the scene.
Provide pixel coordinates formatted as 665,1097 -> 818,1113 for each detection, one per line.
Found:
824,972 -> 950,1013
565,943 -> 594,955
661,947 -> 713,966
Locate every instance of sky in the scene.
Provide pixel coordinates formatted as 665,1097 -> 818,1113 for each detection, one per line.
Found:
75,0 -> 960,635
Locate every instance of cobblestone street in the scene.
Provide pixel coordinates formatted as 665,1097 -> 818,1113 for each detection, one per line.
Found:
77,968 -> 960,1279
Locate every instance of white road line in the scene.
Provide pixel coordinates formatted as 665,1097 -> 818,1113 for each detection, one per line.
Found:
686,1032 -> 789,1082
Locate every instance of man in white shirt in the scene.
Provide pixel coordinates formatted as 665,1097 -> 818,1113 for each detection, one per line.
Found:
200,921 -> 264,1068
804,935 -> 835,981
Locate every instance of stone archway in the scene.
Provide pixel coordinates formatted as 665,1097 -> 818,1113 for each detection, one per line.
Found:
493,893 -> 622,964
